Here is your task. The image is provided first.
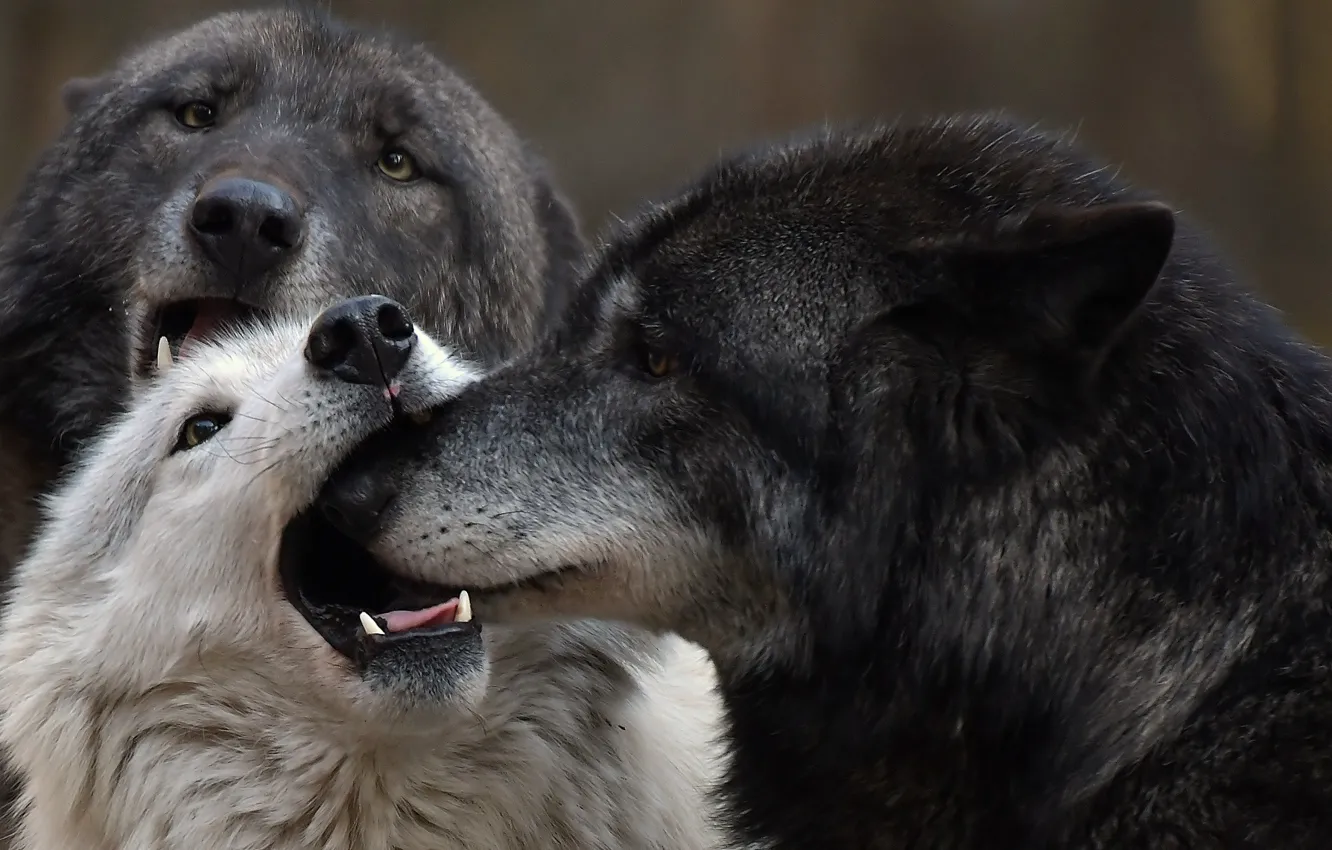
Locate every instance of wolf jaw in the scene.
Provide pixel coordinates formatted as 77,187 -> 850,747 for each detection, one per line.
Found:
277,507 -> 478,668
152,327 -> 481,665
147,297 -> 488,689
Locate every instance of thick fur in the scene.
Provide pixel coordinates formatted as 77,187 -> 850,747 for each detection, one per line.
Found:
0,312 -> 725,850
0,6 -> 585,577
320,115 -> 1332,848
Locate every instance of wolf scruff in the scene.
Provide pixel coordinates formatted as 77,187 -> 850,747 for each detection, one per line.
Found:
317,116 -> 1332,848
0,297 -> 725,850
0,7 -> 583,577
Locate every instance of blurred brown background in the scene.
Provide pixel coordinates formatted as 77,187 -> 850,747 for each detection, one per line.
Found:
1,0 -> 1330,338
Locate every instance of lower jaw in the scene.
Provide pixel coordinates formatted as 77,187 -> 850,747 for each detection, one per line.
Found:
298,607 -> 483,671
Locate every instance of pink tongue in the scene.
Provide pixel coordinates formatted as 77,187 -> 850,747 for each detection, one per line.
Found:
381,600 -> 460,633
178,300 -> 235,356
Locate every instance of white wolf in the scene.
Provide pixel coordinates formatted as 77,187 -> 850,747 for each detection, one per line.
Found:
0,297 -> 725,850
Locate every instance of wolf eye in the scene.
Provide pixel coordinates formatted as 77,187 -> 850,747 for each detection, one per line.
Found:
174,101 -> 216,130
643,349 -> 678,379
377,148 -> 420,182
173,412 -> 232,453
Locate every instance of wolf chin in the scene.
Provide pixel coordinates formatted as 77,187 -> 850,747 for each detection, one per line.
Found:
0,304 -> 725,850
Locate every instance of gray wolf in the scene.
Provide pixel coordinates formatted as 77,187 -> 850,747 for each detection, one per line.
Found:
0,6 -> 584,577
315,116 -> 1332,848
0,297 -> 725,850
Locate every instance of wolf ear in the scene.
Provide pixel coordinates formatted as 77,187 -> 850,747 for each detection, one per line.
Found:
60,75 -> 111,115
949,200 -> 1175,362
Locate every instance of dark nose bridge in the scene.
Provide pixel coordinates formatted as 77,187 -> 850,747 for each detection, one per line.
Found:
192,101 -> 361,215
198,132 -> 311,207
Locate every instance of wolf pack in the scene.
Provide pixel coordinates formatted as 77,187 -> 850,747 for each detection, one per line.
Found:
0,8 -> 1329,850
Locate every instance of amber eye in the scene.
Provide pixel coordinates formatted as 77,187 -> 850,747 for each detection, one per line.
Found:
644,350 -> 678,379
173,412 -> 232,453
174,101 -> 216,130
376,148 -> 420,182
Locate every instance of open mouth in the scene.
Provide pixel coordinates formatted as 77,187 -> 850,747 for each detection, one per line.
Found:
138,297 -> 261,375
278,510 -> 479,669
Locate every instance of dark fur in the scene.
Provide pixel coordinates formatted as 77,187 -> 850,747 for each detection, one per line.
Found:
319,115 -> 1332,848
0,6 -> 584,578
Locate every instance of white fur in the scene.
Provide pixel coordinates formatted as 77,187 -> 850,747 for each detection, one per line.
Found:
0,314 -> 727,850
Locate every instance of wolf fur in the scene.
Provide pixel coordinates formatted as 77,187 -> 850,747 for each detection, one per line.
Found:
0,308 -> 725,850
318,115 -> 1332,848
0,6 -> 584,578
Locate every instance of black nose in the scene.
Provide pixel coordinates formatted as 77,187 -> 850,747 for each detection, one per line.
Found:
305,295 -> 416,386
319,466 -> 397,543
189,177 -> 305,280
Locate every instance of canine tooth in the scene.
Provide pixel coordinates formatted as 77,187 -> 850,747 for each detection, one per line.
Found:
408,409 -> 432,425
156,336 -> 173,373
456,590 -> 473,623
358,611 -> 385,636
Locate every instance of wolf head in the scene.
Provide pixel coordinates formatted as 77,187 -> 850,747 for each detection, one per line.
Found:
312,116 -> 1205,652
0,7 -> 582,472
0,297 -> 495,749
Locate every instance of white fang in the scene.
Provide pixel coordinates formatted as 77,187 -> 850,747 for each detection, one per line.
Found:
358,611 -> 385,636
156,337 -> 173,373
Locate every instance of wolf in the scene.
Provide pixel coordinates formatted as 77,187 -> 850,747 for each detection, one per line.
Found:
0,296 -> 726,850
313,115 -> 1332,848
0,6 -> 584,577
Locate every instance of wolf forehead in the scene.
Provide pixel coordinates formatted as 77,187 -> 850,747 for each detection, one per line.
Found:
116,9 -> 439,94
92,9 -> 503,152
584,115 -> 1145,303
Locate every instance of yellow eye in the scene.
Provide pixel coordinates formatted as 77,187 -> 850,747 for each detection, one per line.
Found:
174,101 -> 216,129
174,412 -> 232,453
645,350 -> 677,379
377,148 -> 420,182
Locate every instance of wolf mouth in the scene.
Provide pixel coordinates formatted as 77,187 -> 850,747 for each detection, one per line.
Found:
136,298 -> 261,376
278,510 -> 479,669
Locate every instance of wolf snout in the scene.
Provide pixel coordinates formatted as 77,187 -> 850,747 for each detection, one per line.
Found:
306,295 -> 416,387
189,176 -> 306,280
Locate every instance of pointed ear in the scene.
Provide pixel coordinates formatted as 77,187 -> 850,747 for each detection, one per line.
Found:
60,75 -> 111,116
950,200 -> 1175,362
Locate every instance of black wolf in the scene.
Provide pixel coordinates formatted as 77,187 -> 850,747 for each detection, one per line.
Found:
0,7 -> 583,576
317,115 -> 1332,848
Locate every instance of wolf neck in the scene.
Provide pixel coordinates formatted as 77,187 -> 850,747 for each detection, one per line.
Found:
703,289 -> 1332,848
41,694 -> 581,850
22,655 -> 610,850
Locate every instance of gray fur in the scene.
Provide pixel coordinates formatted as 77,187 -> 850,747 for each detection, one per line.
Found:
0,312 -> 725,850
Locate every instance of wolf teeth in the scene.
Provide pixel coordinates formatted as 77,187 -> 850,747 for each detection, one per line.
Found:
156,336 -> 173,373
358,611 -> 385,636
408,409 -> 432,425
456,590 -> 473,623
